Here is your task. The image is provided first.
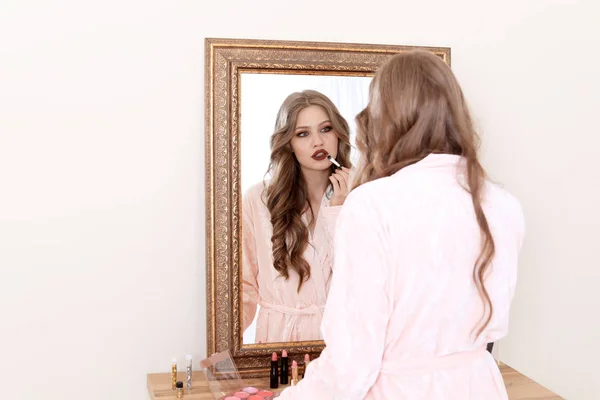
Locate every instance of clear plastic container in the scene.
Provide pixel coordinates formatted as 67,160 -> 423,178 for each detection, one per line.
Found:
199,350 -> 279,400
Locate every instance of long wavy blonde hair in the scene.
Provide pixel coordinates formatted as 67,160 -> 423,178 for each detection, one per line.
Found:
353,51 -> 496,336
266,90 -> 352,291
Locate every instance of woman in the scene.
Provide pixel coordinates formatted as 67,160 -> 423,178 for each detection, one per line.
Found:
242,90 -> 352,343
278,51 -> 525,398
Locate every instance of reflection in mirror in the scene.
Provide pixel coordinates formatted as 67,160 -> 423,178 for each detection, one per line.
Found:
240,73 -> 371,344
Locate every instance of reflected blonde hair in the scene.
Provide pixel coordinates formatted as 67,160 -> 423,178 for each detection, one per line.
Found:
266,90 -> 352,291
353,51 -> 495,336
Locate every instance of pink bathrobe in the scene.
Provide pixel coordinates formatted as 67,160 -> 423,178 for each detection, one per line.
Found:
242,182 -> 341,343
278,154 -> 525,399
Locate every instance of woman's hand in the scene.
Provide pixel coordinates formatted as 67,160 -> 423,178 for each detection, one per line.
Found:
329,167 -> 351,207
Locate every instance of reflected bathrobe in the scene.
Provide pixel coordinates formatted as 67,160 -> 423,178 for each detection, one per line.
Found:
278,154 -> 525,400
242,181 -> 341,343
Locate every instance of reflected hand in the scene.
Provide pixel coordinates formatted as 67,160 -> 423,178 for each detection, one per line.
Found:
329,167 -> 351,207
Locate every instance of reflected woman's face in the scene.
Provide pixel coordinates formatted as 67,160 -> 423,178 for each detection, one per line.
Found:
290,105 -> 339,173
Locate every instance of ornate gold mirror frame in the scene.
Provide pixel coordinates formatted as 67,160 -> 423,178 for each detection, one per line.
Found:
205,37 -> 450,377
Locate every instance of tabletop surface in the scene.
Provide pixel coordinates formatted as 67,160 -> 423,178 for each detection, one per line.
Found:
147,363 -> 562,399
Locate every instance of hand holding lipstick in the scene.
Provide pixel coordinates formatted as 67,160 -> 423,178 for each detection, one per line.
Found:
329,166 -> 351,207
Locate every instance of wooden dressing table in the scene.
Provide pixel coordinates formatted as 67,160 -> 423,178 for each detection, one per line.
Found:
147,363 -> 562,399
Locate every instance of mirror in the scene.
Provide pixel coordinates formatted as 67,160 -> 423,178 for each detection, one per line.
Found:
240,72 -> 371,344
205,37 -> 450,376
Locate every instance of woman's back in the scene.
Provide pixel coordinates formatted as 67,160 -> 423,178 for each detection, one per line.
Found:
355,153 -> 525,399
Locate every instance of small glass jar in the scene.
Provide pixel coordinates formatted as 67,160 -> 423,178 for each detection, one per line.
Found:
176,381 -> 184,398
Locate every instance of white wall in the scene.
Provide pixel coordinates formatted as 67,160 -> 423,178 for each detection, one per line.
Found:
1,0 -> 598,399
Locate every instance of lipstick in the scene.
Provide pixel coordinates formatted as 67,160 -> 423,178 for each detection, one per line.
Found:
290,360 -> 299,386
280,350 -> 289,385
302,354 -> 310,378
270,352 -> 279,389
327,155 -> 341,169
